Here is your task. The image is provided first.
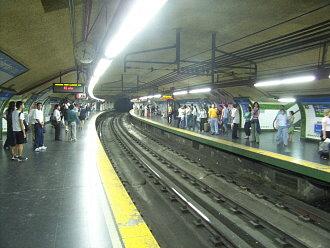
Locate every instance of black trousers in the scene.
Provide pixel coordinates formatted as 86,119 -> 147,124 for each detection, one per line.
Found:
232,123 -> 239,139
55,122 -> 61,140
244,121 -> 251,136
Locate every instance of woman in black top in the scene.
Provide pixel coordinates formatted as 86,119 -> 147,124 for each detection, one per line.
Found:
4,101 -> 16,152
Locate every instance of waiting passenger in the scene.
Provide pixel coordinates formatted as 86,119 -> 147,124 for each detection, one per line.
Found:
275,108 -> 288,147
53,104 -> 61,141
4,102 -> 16,159
244,107 -> 252,139
288,111 -> 295,142
221,104 -> 229,133
3,101 -> 15,151
321,109 -> 330,141
231,104 -> 240,139
208,104 -> 219,135
178,105 -> 186,128
67,105 -> 80,142
12,101 -> 28,161
79,105 -> 87,130
192,105 -> 198,131
34,102 -> 47,152
199,107 -> 208,133
28,102 -> 37,142
186,105 -> 192,129
250,102 -> 261,143
167,105 -> 173,124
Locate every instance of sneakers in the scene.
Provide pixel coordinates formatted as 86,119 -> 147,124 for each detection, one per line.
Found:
17,156 -> 28,162
35,146 -> 47,152
11,156 -> 18,161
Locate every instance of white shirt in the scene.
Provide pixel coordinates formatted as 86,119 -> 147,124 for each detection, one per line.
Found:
192,108 -> 197,116
12,110 -> 24,132
322,116 -> 330,131
53,109 -> 61,121
276,113 -> 288,127
199,109 -> 207,119
178,108 -> 185,118
186,107 -> 192,115
231,108 -> 240,124
29,109 -> 36,124
34,109 -> 44,123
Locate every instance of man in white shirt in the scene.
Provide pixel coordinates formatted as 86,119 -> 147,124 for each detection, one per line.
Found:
12,101 -> 28,161
33,102 -> 47,151
53,104 -> 61,141
231,104 -> 240,139
28,102 -> 37,142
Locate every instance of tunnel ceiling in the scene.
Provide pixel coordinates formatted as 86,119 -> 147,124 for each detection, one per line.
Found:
0,0 -> 329,101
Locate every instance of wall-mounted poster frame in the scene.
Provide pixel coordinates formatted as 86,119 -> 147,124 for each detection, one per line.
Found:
0,50 -> 29,86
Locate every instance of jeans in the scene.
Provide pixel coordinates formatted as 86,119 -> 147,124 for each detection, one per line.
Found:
69,122 -> 77,141
34,123 -> 44,148
251,120 -> 260,142
276,126 -> 288,146
209,118 -> 219,134
186,114 -> 192,129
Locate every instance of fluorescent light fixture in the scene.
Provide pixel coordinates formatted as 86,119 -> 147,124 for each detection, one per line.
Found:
173,90 -> 188,96
87,58 -> 112,101
278,97 -> 296,103
254,75 -> 315,87
105,0 -> 168,58
189,87 -> 211,94
139,96 -> 148,100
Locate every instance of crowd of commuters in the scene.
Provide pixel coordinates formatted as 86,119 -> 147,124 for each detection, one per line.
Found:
3,100 -> 93,162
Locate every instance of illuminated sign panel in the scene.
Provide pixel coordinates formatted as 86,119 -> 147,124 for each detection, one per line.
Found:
53,83 -> 84,93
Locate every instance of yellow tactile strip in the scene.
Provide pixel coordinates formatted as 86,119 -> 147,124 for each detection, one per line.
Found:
96,137 -> 160,248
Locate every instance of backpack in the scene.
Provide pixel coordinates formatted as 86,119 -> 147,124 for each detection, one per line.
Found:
19,112 -> 29,132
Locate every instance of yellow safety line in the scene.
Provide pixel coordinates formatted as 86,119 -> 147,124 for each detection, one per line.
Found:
96,137 -> 160,248
131,112 -> 330,173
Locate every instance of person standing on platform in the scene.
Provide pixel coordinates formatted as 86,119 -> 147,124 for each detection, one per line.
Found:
79,105 -> 87,130
288,111 -> 295,142
275,108 -> 289,147
67,105 -> 80,142
34,102 -> 47,152
321,109 -> 330,141
244,107 -> 252,139
208,104 -> 219,135
251,102 -> 261,143
3,101 -> 15,151
231,104 -> 240,139
186,105 -> 192,129
28,102 -> 37,142
178,105 -> 185,128
53,104 -> 61,141
192,105 -> 198,131
221,104 -> 229,134
12,101 -> 28,161
199,107 -> 208,133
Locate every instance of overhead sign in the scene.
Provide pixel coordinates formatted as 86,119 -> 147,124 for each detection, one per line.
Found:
53,83 -> 84,93
0,51 -> 28,85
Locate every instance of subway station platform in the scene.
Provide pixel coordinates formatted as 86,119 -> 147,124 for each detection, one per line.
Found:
0,114 -> 158,248
130,111 -> 330,183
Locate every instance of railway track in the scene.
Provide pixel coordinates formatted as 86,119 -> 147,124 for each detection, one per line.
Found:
98,112 -> 330,248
